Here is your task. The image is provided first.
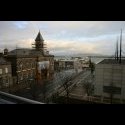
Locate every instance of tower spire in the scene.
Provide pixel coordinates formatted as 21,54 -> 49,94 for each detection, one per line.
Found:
35,31 -> 44,42
32,31 -> 46,55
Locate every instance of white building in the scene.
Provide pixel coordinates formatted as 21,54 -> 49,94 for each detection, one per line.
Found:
94,59 -> 125,103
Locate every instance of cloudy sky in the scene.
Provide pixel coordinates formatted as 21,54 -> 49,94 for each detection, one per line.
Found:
0,21 -> 125,56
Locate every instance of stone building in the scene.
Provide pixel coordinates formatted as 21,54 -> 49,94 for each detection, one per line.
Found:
0,53 -> 12,88
5,54 -> 37,85
4,31 -> 54,85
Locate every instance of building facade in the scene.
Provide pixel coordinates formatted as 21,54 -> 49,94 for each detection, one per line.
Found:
54,58 -> 84,72
54,60 -> 75,71
6,55 -> 37,84
94,59 -> 125,103
0,53 -> 12,88
3,31 -> 54,85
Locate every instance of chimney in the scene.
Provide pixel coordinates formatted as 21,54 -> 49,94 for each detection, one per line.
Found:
4,48 -> 9,56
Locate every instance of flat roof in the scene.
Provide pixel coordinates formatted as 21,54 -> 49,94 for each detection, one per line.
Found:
98,59 -> 125,64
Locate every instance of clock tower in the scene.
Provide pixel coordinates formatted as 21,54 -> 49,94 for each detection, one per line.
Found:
32,31 -> 46,54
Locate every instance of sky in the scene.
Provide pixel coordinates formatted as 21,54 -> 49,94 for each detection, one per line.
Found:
0,21 -> 125,56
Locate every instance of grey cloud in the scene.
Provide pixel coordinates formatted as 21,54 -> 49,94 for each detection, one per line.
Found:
0,21 -> 125,55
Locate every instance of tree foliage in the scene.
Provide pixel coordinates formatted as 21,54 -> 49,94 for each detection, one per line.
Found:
89,61 -> 95,74
83,75 -> 94,96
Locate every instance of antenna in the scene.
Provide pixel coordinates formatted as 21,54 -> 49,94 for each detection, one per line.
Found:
119,29 -> 122,64
116,37 -> 119,61
115,39 -> 117,60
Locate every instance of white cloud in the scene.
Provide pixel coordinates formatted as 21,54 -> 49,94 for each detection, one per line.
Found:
13,21 -> 28,29
16,39 -> 34,48
46,38 -> 114,55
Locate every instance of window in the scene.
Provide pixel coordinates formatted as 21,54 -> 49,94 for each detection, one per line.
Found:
18,73 -> 22,81
5,77 -> 8,83
0,69 -> 2,74
5,68 -> 8,73
19,64 -> 23,71
26,73 -> 29,78
20,74 -> 23,80
0,78 -> 2,84
26,62 -> 29,69
103,86 -> 121,94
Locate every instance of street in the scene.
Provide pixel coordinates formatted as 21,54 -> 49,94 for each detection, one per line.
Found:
59,69 -> 94,100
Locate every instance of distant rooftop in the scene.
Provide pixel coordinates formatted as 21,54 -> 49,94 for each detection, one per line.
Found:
98,59 -> 125,64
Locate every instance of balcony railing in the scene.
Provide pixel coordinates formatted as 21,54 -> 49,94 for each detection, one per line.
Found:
0,91 -> 44,104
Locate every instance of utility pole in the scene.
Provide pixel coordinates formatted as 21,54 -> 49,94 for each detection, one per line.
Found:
36,56 -> 39,84
115,37 -> 119,61
119,29 -> 122,64
16,45 -> 19,85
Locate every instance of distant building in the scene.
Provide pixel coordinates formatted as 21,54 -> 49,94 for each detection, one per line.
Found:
54,58 -> 83,72
94,59 -> 125,103
54,61 -> 59,71
54,60 -> 74,71
0,53 -> 12,88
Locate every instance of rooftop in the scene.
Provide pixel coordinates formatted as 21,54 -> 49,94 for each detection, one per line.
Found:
9,48 -> 32,56
8,49 -> 54,57
98,59 -> 125,64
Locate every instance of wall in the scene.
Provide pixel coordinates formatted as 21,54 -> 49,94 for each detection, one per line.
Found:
0,64 -> 12,88
94,63 -> 125,101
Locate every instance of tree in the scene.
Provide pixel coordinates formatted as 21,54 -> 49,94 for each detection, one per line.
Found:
58,72 -> 75,103
40,79 -> 50,102
50,71 -> 75,103
29,78 -> 50,102
83,77 -> 94,96
89,61 -> 95,74
29,78 -> 41,100
62,78 -> 72,103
